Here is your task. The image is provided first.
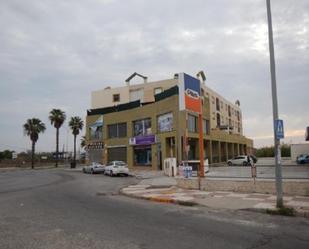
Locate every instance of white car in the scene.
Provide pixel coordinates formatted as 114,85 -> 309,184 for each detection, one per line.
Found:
82,162 -> 105,174
104,161 -> 129,176
227,156 -> 251,166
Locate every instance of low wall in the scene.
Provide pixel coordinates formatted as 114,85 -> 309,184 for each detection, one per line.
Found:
176,177 -> 309,196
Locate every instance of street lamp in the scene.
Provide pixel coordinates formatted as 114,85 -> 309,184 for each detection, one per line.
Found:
266,0 -> 283,208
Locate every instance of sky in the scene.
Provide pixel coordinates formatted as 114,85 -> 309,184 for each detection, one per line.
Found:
0,0 -> 308,153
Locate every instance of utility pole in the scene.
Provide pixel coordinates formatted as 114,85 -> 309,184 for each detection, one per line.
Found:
266,0 -> 283,208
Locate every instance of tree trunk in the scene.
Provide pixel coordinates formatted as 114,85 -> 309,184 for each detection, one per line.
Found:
31,141 -> 35,169
73,134 -> 76,165
56,128 -> 59,167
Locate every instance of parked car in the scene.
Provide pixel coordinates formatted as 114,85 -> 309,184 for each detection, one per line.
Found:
296,154 -> 308,161
297,154 -> 309,164
82,162 -> 105,174
227,155 -> 252,166
104,161 -> 129,176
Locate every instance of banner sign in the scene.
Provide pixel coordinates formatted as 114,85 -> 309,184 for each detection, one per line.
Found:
129,135 -> 156,145
158,112 -> 173,132
178,73 -> 201,113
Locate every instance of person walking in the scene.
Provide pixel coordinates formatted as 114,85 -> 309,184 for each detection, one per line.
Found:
247,155 -> 252,166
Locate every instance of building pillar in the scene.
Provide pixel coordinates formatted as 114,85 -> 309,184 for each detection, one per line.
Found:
218,141 -> 221,163
225,142 -> 228,161
208,140 -> 213,164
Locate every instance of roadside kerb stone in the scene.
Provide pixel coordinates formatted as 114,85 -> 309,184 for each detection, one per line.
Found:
120,184 -> 309,217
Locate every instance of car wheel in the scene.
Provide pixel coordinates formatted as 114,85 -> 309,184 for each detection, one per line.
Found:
228,162 -> 232,166
91,169 -> 94,174
243,161 -> 248,166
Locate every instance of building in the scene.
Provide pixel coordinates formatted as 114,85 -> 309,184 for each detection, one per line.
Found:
85,72 -> 253,170
291,143 -> 309,162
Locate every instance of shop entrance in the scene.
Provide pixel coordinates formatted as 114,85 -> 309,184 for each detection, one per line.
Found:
134,146 -> 152,166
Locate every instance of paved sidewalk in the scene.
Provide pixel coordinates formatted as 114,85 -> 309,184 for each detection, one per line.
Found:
121,184 -> 309,217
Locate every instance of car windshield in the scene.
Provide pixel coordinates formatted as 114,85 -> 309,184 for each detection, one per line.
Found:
115,161 -> 126,166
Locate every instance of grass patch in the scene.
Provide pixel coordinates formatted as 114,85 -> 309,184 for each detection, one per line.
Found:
266,207 -> 295,216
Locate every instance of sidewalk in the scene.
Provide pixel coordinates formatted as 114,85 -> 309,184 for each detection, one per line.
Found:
121,180 -> 309,218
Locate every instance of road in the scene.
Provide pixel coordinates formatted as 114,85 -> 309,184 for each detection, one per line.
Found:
0,169 -> 308,249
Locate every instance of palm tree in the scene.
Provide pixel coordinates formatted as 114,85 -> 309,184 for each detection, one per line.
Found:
49,109 -> 66,167
80,135 -> 86,149
23,118 -> 46,169
68,116 -> 84,168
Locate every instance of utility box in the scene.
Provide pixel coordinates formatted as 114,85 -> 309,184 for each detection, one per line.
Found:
163,158 -> 177,177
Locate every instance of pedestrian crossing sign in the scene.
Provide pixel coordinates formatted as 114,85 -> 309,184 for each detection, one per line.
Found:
275,119 -> 284,139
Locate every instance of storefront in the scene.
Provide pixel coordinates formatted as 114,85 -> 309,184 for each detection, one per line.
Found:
107,146 -> 127,163
87,142 -> 104,164
134,145 -> 152,166
130,134 -> 156,167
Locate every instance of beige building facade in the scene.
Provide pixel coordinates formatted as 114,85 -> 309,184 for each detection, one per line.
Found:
86,72 -> 253,170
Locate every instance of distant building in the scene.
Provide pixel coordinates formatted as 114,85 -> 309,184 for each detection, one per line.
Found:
85,72 -> 253,169
291,143 -> 309,162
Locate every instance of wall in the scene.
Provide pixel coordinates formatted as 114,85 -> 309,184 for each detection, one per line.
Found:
91,85 -> 130,109
202,84 -> 243,135
291,143 -> 309,161
177,178 -> 309,196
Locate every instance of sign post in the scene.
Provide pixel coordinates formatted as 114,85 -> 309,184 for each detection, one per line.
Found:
178,73 -> 204,188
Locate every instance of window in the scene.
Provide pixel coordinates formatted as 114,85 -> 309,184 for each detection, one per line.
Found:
188,114 -> 197,133
157,112 -> 173,132
108,123 -> 127,138
228,105 -> 231,117
113,94 -> 120,102
216,98 -> 220,111
216,113 -> 221,127
89,126 -> 103,140
133,118 -> 151,136
203,119 -> 210,135
154,87 -> 163,95
237,110 -> 240,121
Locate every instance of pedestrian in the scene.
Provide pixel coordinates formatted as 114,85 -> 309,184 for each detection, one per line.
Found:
247,155 -> 252,166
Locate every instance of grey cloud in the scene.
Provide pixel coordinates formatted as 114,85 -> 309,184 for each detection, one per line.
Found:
0,0 -> 308,151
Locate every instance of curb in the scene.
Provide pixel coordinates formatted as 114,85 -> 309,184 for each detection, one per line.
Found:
120,189 -> 198,207
120,187 -> 309,218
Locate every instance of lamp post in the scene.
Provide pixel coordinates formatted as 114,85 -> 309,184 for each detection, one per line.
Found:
266,0 -> 283,208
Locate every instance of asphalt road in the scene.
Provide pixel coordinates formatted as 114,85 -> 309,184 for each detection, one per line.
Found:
0,169 -> 308,249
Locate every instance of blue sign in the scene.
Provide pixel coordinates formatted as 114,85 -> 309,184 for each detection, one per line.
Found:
275,119 -> 284,139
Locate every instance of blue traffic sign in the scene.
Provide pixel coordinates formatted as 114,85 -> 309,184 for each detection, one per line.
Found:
275,119 -> 284,139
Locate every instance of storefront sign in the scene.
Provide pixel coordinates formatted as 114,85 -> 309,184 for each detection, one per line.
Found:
129,135 -> 156,145
178,73 -> 202,114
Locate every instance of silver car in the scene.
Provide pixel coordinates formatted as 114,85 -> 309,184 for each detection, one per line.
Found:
82,162 -> 105,174
227,155 -> 251,166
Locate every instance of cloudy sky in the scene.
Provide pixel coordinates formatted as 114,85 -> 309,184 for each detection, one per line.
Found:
0,0 -> 308,152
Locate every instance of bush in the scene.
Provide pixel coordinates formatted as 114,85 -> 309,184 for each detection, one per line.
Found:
255,143 -> 290,157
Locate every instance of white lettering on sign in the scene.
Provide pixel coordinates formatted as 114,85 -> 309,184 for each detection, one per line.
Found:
185,89 -> 199,99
